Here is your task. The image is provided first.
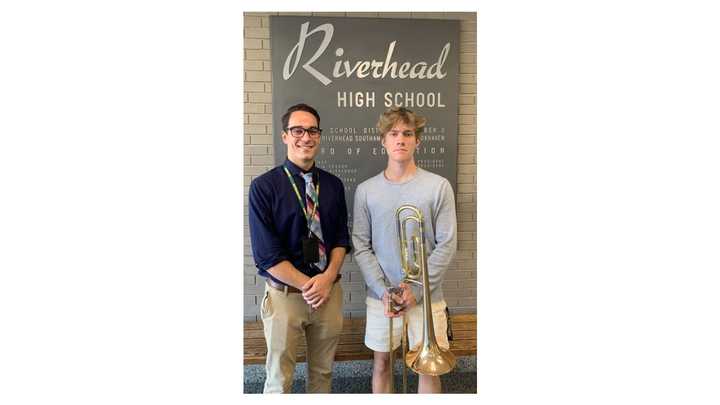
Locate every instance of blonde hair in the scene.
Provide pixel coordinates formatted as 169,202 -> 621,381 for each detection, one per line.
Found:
376,106 -> 427,141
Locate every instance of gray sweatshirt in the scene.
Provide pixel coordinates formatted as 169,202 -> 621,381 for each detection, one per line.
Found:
352,168 -> 457,304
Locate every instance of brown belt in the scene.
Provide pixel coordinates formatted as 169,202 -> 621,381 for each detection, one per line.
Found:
266,274 -> 341,294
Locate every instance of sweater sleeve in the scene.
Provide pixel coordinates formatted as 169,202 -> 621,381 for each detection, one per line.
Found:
415,178 -> 457,304
352,183 -> 389,299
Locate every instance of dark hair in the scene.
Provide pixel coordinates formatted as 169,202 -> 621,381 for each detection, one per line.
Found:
281,103 -> 321,130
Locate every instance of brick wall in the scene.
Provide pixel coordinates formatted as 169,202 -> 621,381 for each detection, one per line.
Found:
243,12 -> 477,321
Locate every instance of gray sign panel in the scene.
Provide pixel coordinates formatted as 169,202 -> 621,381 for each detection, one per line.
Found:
270,16 -> 459,226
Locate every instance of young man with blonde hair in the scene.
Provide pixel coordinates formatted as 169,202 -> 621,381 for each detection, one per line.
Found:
353,106 -> 457,393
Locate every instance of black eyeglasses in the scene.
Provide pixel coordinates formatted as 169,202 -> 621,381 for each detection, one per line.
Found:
285,126 -> 322,138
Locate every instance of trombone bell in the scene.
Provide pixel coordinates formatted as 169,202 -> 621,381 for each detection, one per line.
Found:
406,340 -> 456,376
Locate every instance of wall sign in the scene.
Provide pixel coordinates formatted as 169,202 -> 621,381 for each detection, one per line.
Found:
270,16 -> 459,226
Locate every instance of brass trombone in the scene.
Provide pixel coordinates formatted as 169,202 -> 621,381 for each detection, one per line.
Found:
388,205 -> 456,393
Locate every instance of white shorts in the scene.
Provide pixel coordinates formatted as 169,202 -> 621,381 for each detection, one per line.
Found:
364,296 -> 450,352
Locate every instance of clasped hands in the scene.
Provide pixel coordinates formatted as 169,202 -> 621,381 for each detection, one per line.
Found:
383,282 -> 417,318
301,272 -> 334,309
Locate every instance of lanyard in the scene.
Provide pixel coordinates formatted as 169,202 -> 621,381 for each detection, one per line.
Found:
283,166 -> 319,228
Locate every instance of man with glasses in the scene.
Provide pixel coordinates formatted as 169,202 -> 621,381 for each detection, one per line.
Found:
249,103 -> 351,393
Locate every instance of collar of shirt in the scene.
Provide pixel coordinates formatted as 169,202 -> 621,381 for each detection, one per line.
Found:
284,157 -> 317,182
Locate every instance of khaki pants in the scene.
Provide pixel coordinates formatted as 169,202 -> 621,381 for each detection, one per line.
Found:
260,282 -> 343,393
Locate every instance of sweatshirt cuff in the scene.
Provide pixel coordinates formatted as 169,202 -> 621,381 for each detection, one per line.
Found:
372,282 -> 387,300
410,283 -> 424,305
